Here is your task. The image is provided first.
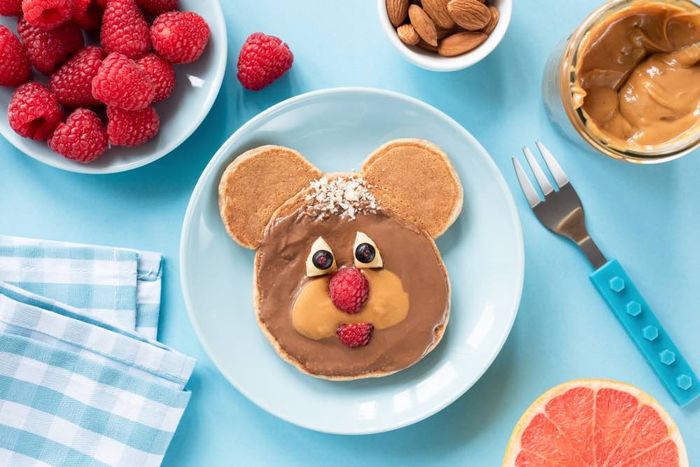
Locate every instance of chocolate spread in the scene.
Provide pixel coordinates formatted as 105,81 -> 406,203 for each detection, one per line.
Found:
255,210 -> 450,378
574,2 -> 700,150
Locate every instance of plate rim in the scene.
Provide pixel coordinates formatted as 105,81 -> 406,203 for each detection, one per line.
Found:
179,86 -> 525,435
0,0 -> 228,175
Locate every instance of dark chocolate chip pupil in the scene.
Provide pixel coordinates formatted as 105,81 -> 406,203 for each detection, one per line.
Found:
312,250 -> 334,270
355,243 -> 376,264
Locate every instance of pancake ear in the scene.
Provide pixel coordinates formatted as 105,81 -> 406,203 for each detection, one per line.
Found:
219,145 -> 322,249
361,139 -> 463,238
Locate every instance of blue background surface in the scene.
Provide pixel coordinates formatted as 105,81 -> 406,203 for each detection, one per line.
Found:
1,0 -> 698,465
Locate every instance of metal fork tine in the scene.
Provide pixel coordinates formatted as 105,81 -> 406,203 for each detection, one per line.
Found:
523,146 -> 555,196
536,141 -> 569,188
512,157 -> 541,208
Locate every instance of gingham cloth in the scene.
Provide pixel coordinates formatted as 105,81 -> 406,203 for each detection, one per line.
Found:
0,235 -> 162,339
0,282 -> 194,467
0,236 -> 195,466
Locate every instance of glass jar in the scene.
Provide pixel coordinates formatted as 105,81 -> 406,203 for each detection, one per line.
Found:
543,0 -> 700,164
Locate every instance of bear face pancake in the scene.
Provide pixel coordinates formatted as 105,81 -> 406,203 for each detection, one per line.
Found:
218,139 -> 463,380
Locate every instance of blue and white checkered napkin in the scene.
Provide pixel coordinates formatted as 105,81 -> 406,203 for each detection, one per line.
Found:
0,236 -> 195,466
0,235 -> 162,339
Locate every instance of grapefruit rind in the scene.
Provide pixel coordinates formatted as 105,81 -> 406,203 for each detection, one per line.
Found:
502,379 -> 688,467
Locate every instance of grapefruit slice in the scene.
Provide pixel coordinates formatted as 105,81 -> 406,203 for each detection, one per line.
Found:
503,379 -> 688,467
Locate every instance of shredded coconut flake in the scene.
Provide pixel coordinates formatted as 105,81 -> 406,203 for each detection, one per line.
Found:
304,176 -> 380,221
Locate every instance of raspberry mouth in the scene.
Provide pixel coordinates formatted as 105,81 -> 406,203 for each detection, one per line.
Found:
336,322 -> 374,348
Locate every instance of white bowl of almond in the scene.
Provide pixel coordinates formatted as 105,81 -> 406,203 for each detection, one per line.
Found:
379,0 -> 512,72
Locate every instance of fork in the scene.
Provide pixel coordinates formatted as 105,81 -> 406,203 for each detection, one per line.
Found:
512,141 -> 699,407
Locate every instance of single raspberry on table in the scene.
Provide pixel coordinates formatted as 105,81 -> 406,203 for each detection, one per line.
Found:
72,0 -> 104,30
237,33 -> 293,91
151,11 -> 209,64
8,82 -> 63,140
22,0 -> 73,30
92,52 -> 155,110
49,108 -> 108,162
329,267 -> 370,314
135,0 -> 176,16
337,323 -> 374,348
50,46 -> 104,107
0,25 -> 31,86
0,0 -> 22,16
101,0 -> 151,59
18,19 -> 84,75
107,106 -> 159,147
137,53 -> 174,102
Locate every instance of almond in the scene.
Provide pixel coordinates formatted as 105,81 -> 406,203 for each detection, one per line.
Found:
447,0 -> 492,31
409,4 -> 438,47
422,0 -> 455,30
438,31 -> 488,56
386,0 -> 409,28
397,24 -> 420,46
482,6 -> 500,35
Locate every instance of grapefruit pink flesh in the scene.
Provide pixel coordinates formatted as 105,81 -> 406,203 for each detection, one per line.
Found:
503,380 -> 688,467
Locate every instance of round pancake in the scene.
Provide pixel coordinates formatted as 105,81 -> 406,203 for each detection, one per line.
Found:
218,145 -> 321,249
362,139 -> 463,238
253,189 -> 451,380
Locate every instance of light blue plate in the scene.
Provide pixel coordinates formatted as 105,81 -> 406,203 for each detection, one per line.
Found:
180,88 -> 524,434
0,0 -> 227,174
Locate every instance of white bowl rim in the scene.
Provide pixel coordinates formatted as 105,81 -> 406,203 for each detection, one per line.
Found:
377,0 -> 513,72
0,1 -> 228,175
179,86 -> 525,434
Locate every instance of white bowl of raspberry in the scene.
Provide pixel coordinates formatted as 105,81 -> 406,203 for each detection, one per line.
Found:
0,0 -> 227,174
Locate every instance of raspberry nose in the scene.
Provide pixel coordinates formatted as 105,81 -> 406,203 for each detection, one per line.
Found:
328,267 -> 370,314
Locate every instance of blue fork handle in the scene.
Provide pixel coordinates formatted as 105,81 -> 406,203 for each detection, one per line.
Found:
590,260 -> 700,406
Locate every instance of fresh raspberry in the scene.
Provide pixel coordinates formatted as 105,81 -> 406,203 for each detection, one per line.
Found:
136,53 -> 174,102
135,0 -> 176,15
50,46 -> 104,107
328,267 -> 370,314
92,52 -> 155,110
22,0 -> 72,30
18,19 -> 84,74
8,82 -> 63,140
0,26 -> 31,86
237,33 -> 293,91
106,106 -> 159,146
49,108 -> 108,162
151,11 -> 209,64
101,0 -> 151,59
337,323 -> 374,348
72,0 -> 103,30
0,0 -> 22,16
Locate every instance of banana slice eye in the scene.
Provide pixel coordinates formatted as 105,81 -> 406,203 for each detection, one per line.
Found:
306,237 -> 338,277
353,232 -> 383,269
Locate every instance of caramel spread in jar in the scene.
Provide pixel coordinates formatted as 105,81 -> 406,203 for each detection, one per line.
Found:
573,2 -> 700,151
